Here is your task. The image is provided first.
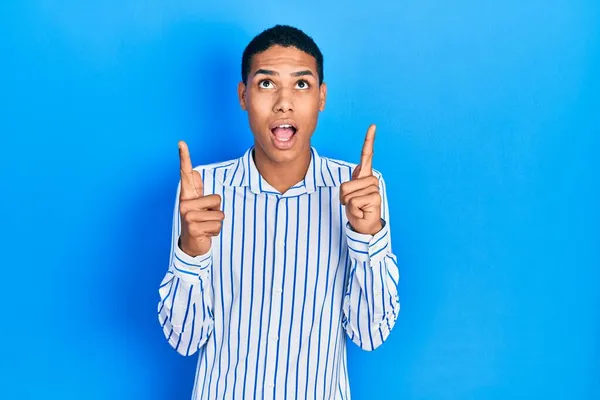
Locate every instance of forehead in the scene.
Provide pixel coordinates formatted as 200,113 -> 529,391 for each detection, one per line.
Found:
250,45 -> 317,74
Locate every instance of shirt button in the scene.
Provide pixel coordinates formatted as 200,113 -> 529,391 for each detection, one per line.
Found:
268,383 -> 275,389
274,287 -> 283,294
374,290 -> 382,297
271,334 -> 278,341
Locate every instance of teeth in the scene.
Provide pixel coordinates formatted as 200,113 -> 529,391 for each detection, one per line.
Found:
278,124 -> 293,128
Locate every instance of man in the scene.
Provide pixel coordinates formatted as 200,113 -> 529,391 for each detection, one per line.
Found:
158,24 -> 400,400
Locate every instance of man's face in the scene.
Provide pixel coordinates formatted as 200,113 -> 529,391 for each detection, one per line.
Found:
238,45 -> 327,165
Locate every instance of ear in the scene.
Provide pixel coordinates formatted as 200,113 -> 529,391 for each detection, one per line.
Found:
238,81 -> 247,110
318,82 -> 327,111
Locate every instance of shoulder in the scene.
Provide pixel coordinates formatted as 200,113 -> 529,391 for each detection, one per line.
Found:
320,154 -> 385,182
191,157 -> 239,177
188,154 -> 244,194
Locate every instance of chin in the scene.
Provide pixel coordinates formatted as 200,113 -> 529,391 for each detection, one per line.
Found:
266,146 -> 302,164
259,138 -> 306,164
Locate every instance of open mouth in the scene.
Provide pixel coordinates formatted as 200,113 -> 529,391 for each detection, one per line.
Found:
269,121 -> 298,150
270,123 -> 297,143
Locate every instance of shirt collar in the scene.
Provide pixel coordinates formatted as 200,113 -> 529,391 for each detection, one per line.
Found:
222,146 -> 334,196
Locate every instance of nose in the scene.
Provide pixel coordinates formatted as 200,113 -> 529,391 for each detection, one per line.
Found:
272,88 -> 294,113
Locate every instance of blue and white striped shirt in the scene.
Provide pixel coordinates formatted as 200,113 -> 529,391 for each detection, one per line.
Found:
157,146 -> 400,400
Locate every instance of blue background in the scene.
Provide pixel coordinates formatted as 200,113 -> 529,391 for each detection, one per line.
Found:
1,1 -> 599,399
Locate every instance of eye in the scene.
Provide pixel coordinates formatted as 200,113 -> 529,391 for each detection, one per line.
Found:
295,80 -> 310,90
259,80 -> 274,89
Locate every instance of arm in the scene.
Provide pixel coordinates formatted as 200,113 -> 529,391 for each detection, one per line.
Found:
342,174 -> 400,351
157,181 -> 215,356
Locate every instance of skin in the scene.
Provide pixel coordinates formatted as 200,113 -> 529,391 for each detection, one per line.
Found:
178,141 -> 224,256
339,124 -> 384,236
238,45 -> 326,194
178,45 -> 382,257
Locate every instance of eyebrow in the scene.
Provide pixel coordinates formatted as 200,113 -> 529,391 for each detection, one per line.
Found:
253,69 -> 315,78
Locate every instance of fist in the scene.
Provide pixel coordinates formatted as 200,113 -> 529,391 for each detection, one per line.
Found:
178,141 -> 225,257
340,125 -> 383,236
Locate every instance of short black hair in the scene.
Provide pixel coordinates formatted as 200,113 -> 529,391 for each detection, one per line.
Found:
241,24 -> 324,85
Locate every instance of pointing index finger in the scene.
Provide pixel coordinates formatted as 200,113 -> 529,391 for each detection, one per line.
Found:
358,124 -> 376,178
179,140 -> 199,198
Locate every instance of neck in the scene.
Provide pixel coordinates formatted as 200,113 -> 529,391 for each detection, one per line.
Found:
253,145 -> 311,194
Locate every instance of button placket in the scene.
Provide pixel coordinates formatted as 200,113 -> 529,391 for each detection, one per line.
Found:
263,197 -> 287,398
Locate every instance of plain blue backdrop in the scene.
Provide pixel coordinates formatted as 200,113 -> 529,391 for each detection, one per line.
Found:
1,1 -> 599,399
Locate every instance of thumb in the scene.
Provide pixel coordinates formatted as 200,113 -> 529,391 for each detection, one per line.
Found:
351,165 -> 361,180
192,170 -> 204,197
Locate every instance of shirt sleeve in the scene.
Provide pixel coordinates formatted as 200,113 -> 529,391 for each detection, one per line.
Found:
157,181 -> 215,356
342,174 -> 401,351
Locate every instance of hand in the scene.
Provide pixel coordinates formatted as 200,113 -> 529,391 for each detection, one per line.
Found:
340,125 -> 383,235
178,141 -> 224,257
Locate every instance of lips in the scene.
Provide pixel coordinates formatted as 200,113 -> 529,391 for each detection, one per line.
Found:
270,120 -> 298,150
271,124 -> 296,142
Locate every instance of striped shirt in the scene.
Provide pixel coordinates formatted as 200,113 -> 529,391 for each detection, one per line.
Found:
157,146 -> 401,400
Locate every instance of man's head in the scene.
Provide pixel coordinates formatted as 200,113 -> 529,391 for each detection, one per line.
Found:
238,25 -> 327,166
241,25 -> 324,86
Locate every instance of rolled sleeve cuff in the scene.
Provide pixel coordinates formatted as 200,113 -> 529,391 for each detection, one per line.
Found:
172,239 -> 212,283
345,219 -> 390,263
